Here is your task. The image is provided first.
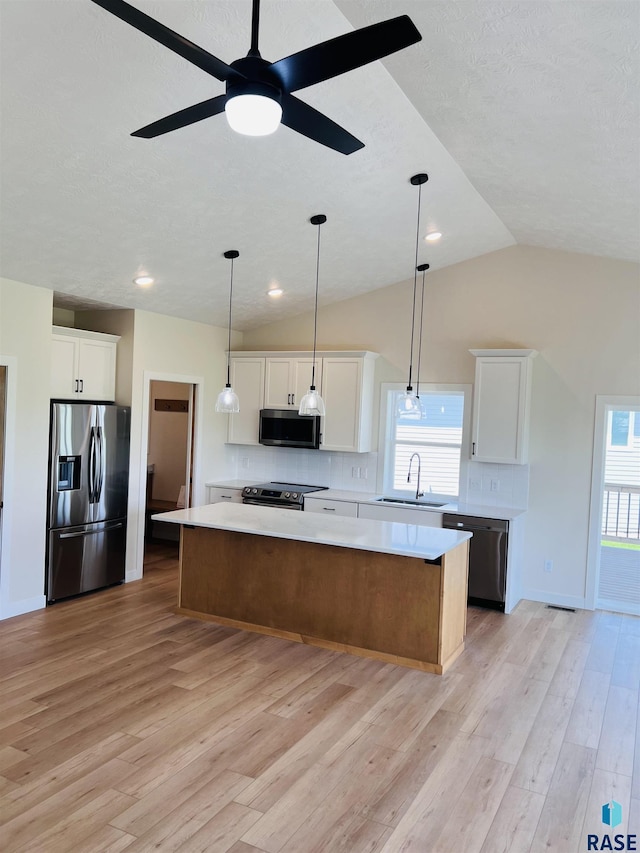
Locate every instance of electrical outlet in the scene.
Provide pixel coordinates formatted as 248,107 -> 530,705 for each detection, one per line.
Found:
362,468 -> 368,480
544,559 -> 553,573
490,478 -> 500,492
241,457 -> 250,469
351,466 -> 358,478
469,477 -> 481,490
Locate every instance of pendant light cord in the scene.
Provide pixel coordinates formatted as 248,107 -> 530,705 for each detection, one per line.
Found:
311,221 -> 321,389
226,256 -> 234,387
407,181 -> 423,390
416,266 -> 426,399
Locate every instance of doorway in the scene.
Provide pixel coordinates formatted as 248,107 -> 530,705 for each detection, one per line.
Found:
145,381 -> 195,549
586,396 -> 640,615
0,365 -> 6,553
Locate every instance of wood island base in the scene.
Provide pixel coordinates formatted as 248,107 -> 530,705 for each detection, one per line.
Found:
177,526 -> 469,674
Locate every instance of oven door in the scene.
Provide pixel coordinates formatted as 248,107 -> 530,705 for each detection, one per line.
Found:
242,498 -> 302,511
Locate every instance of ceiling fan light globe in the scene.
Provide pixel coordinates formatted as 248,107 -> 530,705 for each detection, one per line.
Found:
225,94 -> 282,136
299,389 -> 325,417
215,386 -> 240,413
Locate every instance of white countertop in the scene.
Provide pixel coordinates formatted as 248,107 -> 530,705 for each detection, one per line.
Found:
205,479 -> 256,490
305,488 -> 525,521
204,482 -> 525,521
153,502 -> 471,561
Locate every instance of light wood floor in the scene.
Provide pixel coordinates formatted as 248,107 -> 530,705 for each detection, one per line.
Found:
0,543 -> 638,853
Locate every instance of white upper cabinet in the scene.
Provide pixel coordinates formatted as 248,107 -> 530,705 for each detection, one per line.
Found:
321,354 -> 377,453
51,326 -> 119,401
470,349 -> 537,464
227,357 -> 265,446
227,351 -> 378,451
264,357 -> 320,409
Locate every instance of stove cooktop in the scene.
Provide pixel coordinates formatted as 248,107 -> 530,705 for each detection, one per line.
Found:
253,482 -> 327,494
241,482 -> 328,507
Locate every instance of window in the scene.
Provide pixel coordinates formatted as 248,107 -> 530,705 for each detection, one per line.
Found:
610,411 -> 630,447
381,385 -> 471,500
607,410 -> 640,450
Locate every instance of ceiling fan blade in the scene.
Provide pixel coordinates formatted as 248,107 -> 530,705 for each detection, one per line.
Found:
131,95 -> 227,138
280,94 -> 363,155
271,15 -> 421,93
89,0 -> 243,83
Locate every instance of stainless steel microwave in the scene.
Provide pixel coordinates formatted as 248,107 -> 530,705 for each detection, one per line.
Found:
259,409 -> 321,449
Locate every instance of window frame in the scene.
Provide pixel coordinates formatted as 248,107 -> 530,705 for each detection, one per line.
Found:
377,382 -> 472,501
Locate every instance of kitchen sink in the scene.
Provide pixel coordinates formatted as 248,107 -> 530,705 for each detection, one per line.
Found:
376,497 -> 447,508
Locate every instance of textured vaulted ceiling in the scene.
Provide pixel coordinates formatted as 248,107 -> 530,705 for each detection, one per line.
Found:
0,0 -> 638,330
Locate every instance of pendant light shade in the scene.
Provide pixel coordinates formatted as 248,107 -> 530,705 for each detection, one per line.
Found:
215,250 -> 240,414
397,173 -> 428,419
299,214 -> 327,417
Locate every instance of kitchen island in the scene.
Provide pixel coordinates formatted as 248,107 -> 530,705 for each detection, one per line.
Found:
154,503 -> 472,673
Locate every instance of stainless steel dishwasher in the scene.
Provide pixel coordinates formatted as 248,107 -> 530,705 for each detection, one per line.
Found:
442,514 -> 509,611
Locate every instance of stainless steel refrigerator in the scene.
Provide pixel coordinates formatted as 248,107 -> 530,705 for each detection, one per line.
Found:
46,402 -> 130,603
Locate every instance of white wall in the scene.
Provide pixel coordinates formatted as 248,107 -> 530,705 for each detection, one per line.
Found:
124,310 -> 239,581
0,278 -> 52,617
242,245 -> 640,609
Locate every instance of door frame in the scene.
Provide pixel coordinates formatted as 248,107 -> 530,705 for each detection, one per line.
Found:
585,394 -> 640,610
0,356 -> 17,617
133,370 -> 203,578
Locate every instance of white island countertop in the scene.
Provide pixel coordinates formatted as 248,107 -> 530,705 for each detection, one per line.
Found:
153,502 -> 472,562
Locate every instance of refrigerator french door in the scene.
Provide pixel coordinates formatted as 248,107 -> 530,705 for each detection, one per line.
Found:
46,402 -> 130,603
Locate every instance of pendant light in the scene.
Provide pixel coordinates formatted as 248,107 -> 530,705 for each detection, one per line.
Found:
414,262 -> 430,409
299,214 -> 326,416
215,250 -> 240,413
397,172 -> 428,418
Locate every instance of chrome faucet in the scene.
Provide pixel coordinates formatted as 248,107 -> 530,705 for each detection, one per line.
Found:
407,453 -> 424,500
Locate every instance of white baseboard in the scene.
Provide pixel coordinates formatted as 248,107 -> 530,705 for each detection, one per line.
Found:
0,594 -> 46,620
521,587 -> 588,611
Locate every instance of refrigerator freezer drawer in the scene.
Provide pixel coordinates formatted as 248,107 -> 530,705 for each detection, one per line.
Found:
47,520 -> 126,602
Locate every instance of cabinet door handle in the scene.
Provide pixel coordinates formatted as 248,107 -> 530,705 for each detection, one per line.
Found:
472,441 -> 476,455
79,379 -> 84,393
75,379 -> 79,393
287,393 -> 291,405
292,393 -> 295,405
322,506 -> 335,511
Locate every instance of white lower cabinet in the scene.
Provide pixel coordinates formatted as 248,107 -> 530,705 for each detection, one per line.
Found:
207,486 -> 243,504
357,502 -> 443,527
304,497 -> 358,517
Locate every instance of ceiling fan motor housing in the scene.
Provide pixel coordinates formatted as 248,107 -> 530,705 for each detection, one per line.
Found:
227,56 -> 283,105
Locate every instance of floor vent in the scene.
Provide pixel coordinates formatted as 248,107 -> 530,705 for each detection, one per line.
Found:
546,604 -> 576,613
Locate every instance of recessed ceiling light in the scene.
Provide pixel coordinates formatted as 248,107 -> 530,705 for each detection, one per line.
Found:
267,287 -> 283,298
425,232 -> 442,242
133,275 -> 154,287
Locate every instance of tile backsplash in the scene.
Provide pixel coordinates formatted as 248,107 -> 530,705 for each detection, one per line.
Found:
463,460 -> 530,509
222,445 -> 528,508
223,445 -> 379,493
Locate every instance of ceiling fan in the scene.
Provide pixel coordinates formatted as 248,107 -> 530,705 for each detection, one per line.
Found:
89,0 -> 421,154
